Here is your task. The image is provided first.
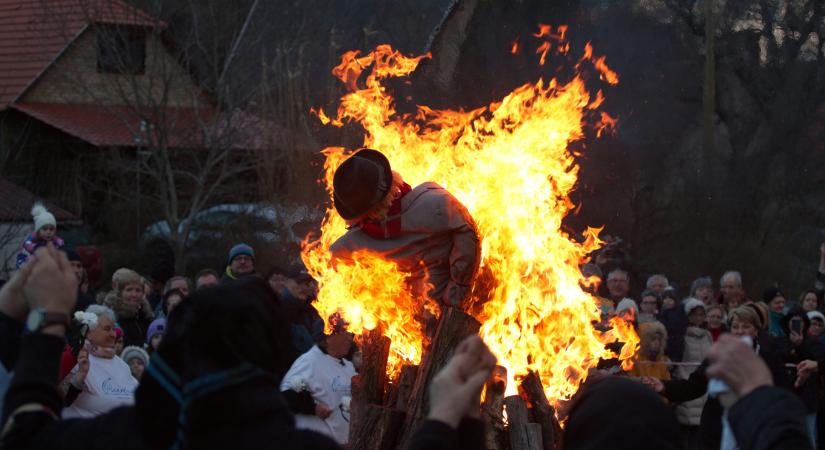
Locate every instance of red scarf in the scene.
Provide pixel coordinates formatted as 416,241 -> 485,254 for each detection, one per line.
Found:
359,182 -> 412,239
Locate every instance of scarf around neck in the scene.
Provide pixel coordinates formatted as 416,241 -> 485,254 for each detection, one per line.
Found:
359,182 -> 412,239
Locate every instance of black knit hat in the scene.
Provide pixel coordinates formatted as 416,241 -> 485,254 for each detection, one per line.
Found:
332,149 -> 392,220
762,286 -> 784,303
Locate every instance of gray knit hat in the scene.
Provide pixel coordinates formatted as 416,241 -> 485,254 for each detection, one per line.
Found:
121,345 -> 149,366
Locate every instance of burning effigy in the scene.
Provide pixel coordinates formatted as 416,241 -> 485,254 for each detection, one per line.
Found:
301,24 -> 639,449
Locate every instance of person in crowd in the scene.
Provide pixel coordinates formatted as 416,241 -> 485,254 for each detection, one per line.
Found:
629,321 -> 671,380
16,203 -> 64,268
163,275 -> 190,298
638,290 -> 660,323
146,318 -> 166,354
690,276 -> 715,306
63,304 -> 138,419
563,376 -> 681,450
102,269 -> 153,348
606,268 -> 631,307
764,287 -> 787,337
63,248 -> 94,312
161,288 -> 185,318
661,287 -> 679,311
807,310 -> 825,341
221,243 -> 258,283
194,268 -> 220,290
615,298 -> 638,323
120,346 -> 149,381
776,308 -> 824,444
747,301 -> 771,332
0,246 -> 489,450
676,298 -> 713,450
280,328 -> 357,445
581,263 -> 613,325
658,287 -> 688,362
642,305 -> 787,450
706,335 -> 811,450
646,274 -> 669,295
277,266 -> 325,358
706,304 -> 727,342
267,266 -> 290,295
800,289 -> 820,313
329,148 -> 481,308
718,270 -> 747,312
146,264 -> 174,311
114,327 -> 125,356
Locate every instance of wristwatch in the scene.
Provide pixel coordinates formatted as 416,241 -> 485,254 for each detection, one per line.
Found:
26,308 -> 70,332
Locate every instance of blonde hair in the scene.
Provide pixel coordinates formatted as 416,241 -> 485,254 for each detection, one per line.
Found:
729,305 -> 762,329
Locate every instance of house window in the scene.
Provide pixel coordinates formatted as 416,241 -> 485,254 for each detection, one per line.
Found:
96,26 -> 146,75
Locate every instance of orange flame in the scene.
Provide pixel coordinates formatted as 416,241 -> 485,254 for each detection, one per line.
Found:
304,30 -> 636,399
511,39 -> 520,55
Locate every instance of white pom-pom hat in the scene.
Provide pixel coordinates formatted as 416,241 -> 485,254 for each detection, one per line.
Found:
31,202 -> 56,232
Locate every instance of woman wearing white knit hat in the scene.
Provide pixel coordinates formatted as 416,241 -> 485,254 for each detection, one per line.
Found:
15,202 -> 64,268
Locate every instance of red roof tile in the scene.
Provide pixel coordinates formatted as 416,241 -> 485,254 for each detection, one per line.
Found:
0,176 -> 79,222
12,102 -> 268,150
0,0 -> 165,109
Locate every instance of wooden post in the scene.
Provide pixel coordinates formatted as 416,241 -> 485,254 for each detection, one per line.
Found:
520,371 -> 561,450
399,307 -> 481,447
349,405 -> 405,450
391,364 -> 419,411
505,395 -> 531,450
483,365 -> 508,450
350,328 -> 391,447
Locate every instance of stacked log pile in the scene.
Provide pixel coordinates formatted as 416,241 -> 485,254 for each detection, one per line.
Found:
349,307 -> 563,450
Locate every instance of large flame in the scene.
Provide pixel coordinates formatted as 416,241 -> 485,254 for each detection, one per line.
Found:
303,29 -> 638,400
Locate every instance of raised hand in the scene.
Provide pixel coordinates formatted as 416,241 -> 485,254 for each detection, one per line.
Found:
427,335 -> 497,428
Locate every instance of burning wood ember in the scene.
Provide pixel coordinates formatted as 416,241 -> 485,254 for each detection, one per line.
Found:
302,23 -> 639,421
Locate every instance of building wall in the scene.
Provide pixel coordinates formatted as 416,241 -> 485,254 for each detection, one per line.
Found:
22,27 -> 204,108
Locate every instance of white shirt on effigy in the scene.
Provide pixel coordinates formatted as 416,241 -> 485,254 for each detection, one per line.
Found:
280,345 -> 356,445
62,354 -> 138,419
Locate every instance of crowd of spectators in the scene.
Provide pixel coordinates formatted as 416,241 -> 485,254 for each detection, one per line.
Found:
0,203 -> 820,450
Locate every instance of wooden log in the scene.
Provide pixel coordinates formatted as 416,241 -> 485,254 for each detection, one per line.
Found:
349,405 -> 405,450
520,371 -> 561,450
525,423 -> 543,450
505,395 -> 531,450
399,307 -> 481,447
350,329 -> 391,442
482,365 -> 507,450
360,328 -> 392,404
386,365 -> 418,411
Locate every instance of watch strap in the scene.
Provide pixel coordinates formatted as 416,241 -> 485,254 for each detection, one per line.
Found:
39,311 -> 70,330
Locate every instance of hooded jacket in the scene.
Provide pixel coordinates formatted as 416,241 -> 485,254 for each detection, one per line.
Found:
563,377 -> 680,450
330,182 -> 481,307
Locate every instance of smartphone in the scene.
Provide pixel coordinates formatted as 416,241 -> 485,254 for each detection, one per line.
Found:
790,317 -> 803,334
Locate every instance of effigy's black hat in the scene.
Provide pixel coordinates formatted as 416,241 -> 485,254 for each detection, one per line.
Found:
333,148 -> 392,220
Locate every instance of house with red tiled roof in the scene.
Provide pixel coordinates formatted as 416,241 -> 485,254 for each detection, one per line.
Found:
0,0 -> 258,216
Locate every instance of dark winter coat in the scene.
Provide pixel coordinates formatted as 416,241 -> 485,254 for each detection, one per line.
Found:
564,377 -> 680,450
662,339 -> 788,450
728,386 -> 812,450
280,289 -> 325,358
